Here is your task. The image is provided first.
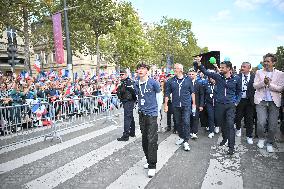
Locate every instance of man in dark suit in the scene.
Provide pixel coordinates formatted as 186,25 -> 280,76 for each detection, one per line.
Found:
188,69 -> 205,139
235,62 -> 255,144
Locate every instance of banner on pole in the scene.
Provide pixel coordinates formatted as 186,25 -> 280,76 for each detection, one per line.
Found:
52,13 -> 64,64
166,54 -> 173,74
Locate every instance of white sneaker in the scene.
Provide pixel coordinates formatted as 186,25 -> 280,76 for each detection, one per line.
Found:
214,127 -> 220,134
247,137 -> 253,144
208,132 -> 214,139
257,139 -> 265,149
183,142 -> 191,151
143,163 -> 148,169
191,133 -> 198,139
206,127 -> 209,131
148,169 -> 156,178
176,138 -> 184,145
267,144 -> 274,153
236,129 -> 241,137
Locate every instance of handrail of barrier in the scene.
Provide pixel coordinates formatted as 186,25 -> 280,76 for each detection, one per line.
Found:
0,95 -> 121,149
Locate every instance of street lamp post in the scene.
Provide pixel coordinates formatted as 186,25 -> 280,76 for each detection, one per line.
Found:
63,0 -> 73,81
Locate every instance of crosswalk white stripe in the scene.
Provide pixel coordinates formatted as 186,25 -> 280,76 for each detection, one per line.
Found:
0,114 -> 122,154
0,124 -> 119,174
201,135 -> 244,189
24,132 -> 142,189
106,134 -> 180,189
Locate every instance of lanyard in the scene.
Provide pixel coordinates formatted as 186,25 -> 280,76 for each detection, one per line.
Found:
210,84 -> 214,94
139,80 -> 148,97
176,78 -> 185,97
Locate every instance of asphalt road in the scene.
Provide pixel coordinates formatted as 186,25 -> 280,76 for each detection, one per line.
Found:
0,111 -> 283,189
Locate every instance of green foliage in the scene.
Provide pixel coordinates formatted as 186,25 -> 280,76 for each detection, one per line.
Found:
275,46 -> 284,71
0,0 -> 208,72
99,1 -> 151,70
68,0 -> 119,55
146,17 -> 205,70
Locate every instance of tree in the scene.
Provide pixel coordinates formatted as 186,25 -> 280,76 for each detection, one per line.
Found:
99,2 -> 152,70
68,0 -> 119,75
146,17 -> 206,70
275,46 -> 284,71
0,0 -> 60,74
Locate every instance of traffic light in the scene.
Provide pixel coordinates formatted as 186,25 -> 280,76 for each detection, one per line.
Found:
7,45 -> 19,67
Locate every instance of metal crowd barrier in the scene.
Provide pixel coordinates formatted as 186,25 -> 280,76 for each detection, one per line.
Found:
0,94 -> 121,149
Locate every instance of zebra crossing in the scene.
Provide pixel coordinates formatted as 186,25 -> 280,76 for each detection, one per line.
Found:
0,114 -> 283,189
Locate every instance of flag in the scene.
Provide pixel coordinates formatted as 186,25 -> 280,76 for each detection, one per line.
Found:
82,70 -> 90,80
59,69 -> 69,78
32,103 -> 47,118
90,74 -> 97,80
34,59 -> 41,72
65,85 -> 74,95
20,71 -> 29,80
52,13 -> 64,64
49,70 -> 56,78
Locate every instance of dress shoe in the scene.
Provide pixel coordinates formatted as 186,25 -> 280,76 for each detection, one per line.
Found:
219,140 -> 228,146
117,136 -> 129,141
227,148 -> 235,155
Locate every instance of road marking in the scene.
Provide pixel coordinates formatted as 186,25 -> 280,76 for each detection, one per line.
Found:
0,124 -> 119,174
0,114 -> 122,154
201,135 -> 246,189
24,132 -> 142,189
106,134 -> 179,189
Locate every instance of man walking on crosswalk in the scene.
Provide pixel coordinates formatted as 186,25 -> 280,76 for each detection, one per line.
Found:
164,63 -> 196,151
134,63 -> 162,178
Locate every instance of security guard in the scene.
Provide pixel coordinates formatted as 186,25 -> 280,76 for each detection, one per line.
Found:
117,69 -> 136,141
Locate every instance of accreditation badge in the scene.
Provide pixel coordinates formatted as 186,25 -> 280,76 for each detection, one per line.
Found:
141,99 -> 145,106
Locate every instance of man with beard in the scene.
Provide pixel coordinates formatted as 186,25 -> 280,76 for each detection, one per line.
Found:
197,57 -> 242,155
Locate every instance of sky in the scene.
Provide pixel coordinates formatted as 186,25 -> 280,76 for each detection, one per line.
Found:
126,0 -> 284,68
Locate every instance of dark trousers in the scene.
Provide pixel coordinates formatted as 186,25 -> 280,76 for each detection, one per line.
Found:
206,103 -> 215,133
139,112 -> 158,169
167,101 -> 176,130
123,101 -> 135,137
215,103 -> 236,149
199,108 -> 208,128
281,108 -> 284,135
173,106 -> 191,142
235,98 -> 254,138
190,109 -> 199,134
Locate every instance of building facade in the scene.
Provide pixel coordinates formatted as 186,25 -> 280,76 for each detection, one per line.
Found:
0,29 -> 116,77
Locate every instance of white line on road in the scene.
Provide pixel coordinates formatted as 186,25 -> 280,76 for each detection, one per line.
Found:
106,134 -> 180,189
201,135 -> 245,189
0,114 -> 122,154
0,124 -> 119,174
24,132 -> 142,189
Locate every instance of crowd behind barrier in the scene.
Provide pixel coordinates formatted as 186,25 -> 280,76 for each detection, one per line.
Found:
0,70 -> 125,148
